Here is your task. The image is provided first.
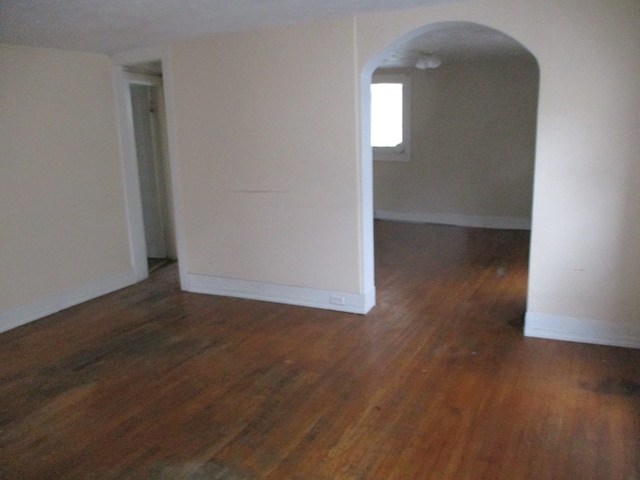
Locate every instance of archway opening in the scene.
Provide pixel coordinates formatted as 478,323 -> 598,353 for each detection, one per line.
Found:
361,22 -> 539,328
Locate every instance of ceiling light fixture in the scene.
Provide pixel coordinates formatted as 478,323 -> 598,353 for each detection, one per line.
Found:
415,53 -> 442,70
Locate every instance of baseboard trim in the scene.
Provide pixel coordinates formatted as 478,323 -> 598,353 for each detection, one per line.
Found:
525,312 -> 640,349
0,269 -> 139,334
374,210 -> 531,230
187,273 -> 375,315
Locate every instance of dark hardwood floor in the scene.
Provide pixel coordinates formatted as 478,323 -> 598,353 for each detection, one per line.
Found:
1,221 -> 639,479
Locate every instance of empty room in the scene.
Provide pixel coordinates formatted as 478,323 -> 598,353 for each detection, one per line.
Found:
1,0 -> 639,478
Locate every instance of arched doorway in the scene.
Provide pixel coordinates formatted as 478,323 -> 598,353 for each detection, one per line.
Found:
360,22 -> 539,316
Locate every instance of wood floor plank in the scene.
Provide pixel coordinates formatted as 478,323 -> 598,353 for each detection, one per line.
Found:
1,221 -> 639,479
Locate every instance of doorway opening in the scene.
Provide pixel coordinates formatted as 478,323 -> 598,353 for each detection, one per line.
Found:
360,22 -> 539,322
114,56 -> 181,283
127,74 -> 175,272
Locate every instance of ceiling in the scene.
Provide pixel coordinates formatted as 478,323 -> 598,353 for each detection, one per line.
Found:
0,0 -> 530,64
0,0 -> 458,55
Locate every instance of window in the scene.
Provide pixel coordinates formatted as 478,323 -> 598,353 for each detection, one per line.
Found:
371,73 -> 411,161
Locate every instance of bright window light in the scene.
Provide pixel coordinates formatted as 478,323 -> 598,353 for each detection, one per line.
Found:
371,83 -> 403,148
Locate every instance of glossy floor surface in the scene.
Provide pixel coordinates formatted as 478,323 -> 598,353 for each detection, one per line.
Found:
1,221 -> 639,479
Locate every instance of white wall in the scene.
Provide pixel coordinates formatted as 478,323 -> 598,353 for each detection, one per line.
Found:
165,0 -> 640,344
356,0 -> 640,347
3,0 -> 638,347
0,44 -> 134,332
169,19 -> 373,312
373,56 -> 538,230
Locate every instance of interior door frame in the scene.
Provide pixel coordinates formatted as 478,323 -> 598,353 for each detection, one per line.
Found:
128,74 -> 171,261
112,47 -> 187,286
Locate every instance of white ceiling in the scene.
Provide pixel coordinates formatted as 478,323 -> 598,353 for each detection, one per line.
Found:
0,0 -> 458,55
0,0 -> 530,65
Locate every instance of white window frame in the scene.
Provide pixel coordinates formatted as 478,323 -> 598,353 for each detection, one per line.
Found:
371,73 -> 411,162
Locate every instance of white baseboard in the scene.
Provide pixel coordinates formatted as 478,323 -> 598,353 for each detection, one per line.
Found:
187,273 -> 375,315
374,210 -> 531,230
0,269 -> 139,334
525,312 -> 640,349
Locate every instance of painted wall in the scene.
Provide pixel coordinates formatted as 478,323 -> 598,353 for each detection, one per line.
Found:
373,56 -> 538,230
356,0 -> 640,346
169,18 -> 369,311
3,0 -> 637,345
168,0 -> 639,342
0,44 -> 133,332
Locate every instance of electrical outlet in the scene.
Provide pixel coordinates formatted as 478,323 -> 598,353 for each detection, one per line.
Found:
330,294 -> 346,306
